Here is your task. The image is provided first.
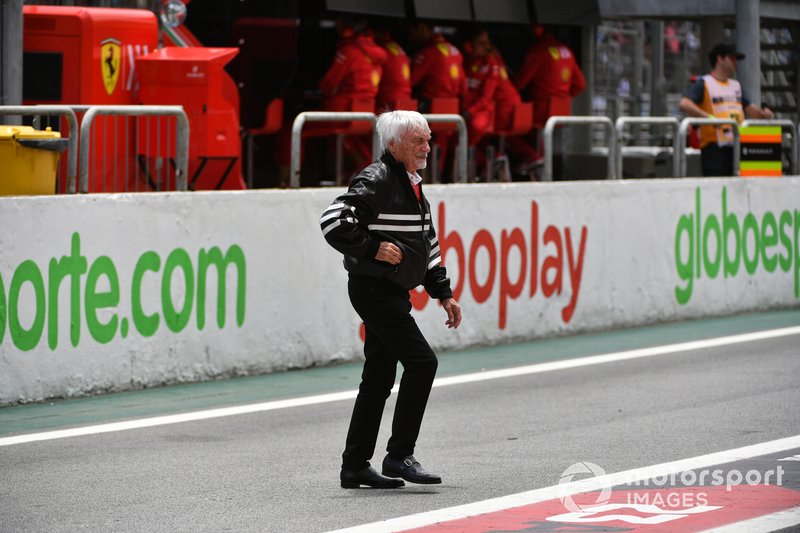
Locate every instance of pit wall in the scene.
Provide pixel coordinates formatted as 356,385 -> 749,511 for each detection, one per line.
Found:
1,177 -> 798,404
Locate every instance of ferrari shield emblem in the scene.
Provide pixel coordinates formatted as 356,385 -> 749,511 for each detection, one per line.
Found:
101,38 -> 121,95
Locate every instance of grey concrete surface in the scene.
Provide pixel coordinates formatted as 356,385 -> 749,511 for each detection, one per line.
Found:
0,334 -> 798,532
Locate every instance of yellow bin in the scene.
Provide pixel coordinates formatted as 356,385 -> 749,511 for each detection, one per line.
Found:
0,125 -> 68,196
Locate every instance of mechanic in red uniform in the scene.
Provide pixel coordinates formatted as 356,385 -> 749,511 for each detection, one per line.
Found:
493,47 -> 540,175
514,25 -> 586,174
514,24 -> 585,126
493,52 -> 521,132
462,28 -> 499,146
408,21 -> 467,107
374,30 -> 413,112
318,20 -> 388,176
462,29 -> 538,178
276,20 -> 387,184
408,20 -> 466,179
319,21 -> 387,112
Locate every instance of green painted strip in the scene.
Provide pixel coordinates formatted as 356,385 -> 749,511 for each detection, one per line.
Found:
0,308 -> 798,437
740,161 -> 782,171
740,126 -> 782,136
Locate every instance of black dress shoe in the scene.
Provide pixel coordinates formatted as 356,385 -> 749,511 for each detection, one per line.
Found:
340,466 -> 405,489
382,455 -> 442,484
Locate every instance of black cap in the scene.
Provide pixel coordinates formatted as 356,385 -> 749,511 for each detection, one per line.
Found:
709,43 -> 745,67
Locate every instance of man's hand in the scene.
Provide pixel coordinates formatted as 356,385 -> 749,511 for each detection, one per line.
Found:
441,297 -> 462,329
375,242 -> 403,265
746,103 -> 775,120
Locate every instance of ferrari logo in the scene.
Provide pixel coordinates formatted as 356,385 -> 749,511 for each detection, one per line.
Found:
449,64 -> 460,80
101,38 -> 121,95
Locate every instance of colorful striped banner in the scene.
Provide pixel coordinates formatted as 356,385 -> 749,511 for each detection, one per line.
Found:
740,160 -> 783,177
740,126 -> 783,177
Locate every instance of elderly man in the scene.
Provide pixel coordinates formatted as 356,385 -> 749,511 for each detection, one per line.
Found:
320,110 -> 462,489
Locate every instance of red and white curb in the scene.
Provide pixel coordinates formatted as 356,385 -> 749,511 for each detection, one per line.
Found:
326,435 -> 800,533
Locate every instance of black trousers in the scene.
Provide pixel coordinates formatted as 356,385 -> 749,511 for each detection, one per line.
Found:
701,144 -> 734,177
342,275 -> 438,471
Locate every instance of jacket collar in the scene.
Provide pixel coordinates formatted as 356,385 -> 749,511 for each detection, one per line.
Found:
380,150 -> 407,176
380,151 -> 427,210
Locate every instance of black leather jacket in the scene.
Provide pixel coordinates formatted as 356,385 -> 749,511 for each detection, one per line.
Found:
320,151 -> 453,299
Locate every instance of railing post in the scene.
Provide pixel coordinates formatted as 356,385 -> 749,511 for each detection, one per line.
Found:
421,113 -> 468,183
372,128 -> 382,162
78,107 -> 98,194
289,111 -> 377,188
78,105 -> 189,192
678,117 -> 740,177
174,111 -> 190,191
543,116 -> 616,181
615,116 -> 680,178
290,113 -> 308,189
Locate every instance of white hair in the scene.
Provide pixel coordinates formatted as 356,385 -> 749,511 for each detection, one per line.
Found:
375,110 -> 430,152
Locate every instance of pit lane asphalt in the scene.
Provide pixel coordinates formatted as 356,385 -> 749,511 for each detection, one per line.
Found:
1,308 -> 798,532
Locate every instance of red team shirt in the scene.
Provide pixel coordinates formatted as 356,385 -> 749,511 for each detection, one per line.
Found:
463,52 -> 499,113
411,34 -> 467,101
463,51 -> 500,141
376,39 -> 412,110
492,53 -> 523,131
514,34 -> 586,124
319,34 -> 388,111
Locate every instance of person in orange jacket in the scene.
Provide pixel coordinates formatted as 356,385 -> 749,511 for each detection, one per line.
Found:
374,30 -> 413,112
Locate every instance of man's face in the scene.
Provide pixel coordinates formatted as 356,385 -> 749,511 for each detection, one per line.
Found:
389,127 -> 431,173
472,31 -> 491,57
718,54 -> 738,77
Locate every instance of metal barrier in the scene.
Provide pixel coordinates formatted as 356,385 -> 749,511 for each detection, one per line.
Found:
79,105 -> 190,193
421,113 -> 468,184
678,117 -> 740,177
615,116 -> 680,178
290,111 -> 378,189
741,119 -> 798,175
0,105 -> 79,193
543,116 -> 617,181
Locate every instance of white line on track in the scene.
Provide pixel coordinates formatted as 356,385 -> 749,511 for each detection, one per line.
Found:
1,325 -> 798,448
700,506 -> 800,533
325,435 -> 800,533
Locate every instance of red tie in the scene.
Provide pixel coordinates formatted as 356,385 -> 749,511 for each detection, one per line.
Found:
410,180 -> 421,202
